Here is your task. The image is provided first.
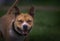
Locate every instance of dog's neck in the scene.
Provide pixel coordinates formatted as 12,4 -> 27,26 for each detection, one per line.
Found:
9,22 -> 26,41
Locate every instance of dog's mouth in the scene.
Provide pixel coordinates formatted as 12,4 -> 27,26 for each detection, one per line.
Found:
16,27 -> 31,36
12,22 -> 32,36
22,30 -> 28,35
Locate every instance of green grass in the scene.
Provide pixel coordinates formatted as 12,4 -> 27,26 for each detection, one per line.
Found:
0,10 -> 6,17
29,10 -> 60,41
6,0 -> 60,6
0,9 -> 60,41
18,0 -> 60,6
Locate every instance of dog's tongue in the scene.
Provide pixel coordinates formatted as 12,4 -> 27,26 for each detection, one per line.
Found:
23,30 -> 28,35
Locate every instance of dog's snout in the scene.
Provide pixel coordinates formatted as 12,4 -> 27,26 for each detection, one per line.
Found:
23,25 -> 28,30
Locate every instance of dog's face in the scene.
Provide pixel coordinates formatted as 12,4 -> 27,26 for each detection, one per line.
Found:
13,7 -> 34,36
14,13 -> 33,35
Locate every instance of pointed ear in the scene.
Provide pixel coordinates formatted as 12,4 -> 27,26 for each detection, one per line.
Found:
13,6 -> 20,17
29,6 -> 34,18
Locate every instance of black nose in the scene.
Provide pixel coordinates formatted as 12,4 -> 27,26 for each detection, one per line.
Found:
23,25 -> 28,30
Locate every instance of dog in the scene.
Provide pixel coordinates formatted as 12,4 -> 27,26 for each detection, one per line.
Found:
0,0 -> 34,41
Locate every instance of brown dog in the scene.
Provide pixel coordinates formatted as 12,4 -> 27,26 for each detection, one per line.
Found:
0,0 -> 34,41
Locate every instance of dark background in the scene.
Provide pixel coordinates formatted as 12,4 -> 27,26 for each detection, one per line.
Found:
0,0 -> 60,41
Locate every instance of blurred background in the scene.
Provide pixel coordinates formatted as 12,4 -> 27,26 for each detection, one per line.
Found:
0,0 -> 60,41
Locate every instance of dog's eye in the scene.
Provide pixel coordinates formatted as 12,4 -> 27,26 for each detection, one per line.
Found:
27,20 -> 32,23
18,20 -> 23,23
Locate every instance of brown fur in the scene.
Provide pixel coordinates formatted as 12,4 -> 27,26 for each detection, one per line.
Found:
0,0 -> 34,41
0,0 -> 19,41
14,13 -> 33,30
0,13 -> 15,41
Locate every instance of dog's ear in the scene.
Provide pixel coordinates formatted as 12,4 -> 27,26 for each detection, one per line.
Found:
13,6 -> 20,17
29,6 -> 34,18
7,0 -> 20,17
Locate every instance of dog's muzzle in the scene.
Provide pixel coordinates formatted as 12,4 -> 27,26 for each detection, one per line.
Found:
22,25 -> 28,35
17,26 -> 32,36
23,25 -> 28,30
12,22 -> 32,36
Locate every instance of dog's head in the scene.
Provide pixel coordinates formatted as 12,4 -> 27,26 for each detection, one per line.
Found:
12,6 -> 34,36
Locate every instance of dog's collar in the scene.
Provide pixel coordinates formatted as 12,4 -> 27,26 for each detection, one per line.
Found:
12,22 -> 23,36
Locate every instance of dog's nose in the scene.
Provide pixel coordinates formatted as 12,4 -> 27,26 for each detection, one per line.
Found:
23,25 -> 28,30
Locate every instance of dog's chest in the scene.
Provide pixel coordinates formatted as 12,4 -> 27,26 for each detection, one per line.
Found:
9,28 -> 25,41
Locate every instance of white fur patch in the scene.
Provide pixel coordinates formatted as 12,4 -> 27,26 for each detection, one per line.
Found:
21,22 -> 28,29
22,22 -> 28,26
